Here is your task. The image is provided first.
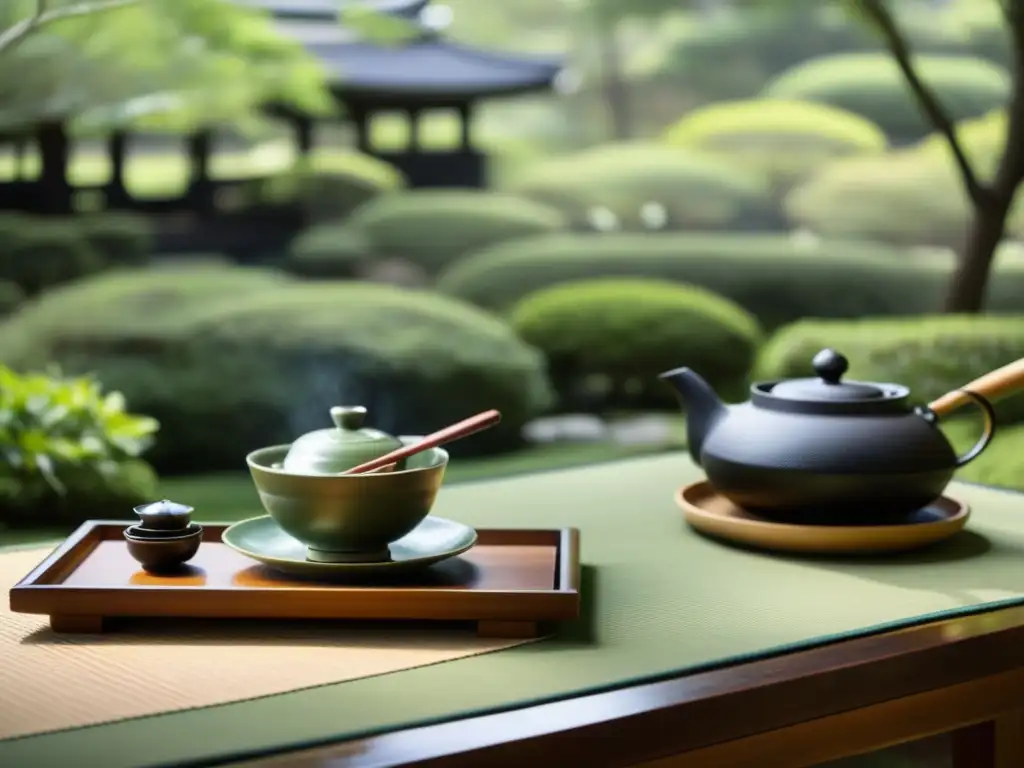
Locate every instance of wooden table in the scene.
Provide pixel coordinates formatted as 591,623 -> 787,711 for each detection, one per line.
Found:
234,600 -> 1024,768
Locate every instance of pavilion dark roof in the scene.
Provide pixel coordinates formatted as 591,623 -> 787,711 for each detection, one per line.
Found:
241,0 -> 429,19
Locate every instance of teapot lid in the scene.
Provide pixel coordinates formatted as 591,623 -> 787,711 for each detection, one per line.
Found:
768,349 -> 887,402
282,406 -> 403,473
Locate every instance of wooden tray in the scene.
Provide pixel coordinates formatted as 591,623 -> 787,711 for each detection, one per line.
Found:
9,521 -> 581,639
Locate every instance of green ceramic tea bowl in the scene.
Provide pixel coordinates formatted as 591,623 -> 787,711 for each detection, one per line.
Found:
246,437 -> 449,564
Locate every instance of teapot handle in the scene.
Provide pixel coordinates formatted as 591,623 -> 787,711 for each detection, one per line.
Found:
929,357 -> 1024,417
920,390 -> 996,468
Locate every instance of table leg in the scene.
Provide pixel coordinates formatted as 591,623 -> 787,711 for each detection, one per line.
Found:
50,614 -> 104,633
953,711 -> 1024,768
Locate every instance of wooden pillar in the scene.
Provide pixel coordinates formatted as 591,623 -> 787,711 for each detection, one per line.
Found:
13,135 -> 27,180
294,117 -> 314,156
107,131 -> 128,205
408,108 -> 422,151
351,108 -> 371,154
36,121 -> 72,215
456,102 -> 473,151
186,129 -> 213,214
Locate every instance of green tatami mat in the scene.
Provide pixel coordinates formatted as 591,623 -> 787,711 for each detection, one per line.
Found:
5,452 -> 1024,768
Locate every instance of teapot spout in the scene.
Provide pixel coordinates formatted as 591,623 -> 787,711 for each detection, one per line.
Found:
659,367 -> 727,466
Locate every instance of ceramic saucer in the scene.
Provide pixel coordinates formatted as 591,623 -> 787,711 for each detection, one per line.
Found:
221,515 -> 478,577
676,481 -> 970,555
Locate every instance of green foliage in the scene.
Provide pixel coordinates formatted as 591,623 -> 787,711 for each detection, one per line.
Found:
0,364 -> 159,525
344,190 -> 569,275
0,0 -> 334,134
663,99 -> 887,195
74,212 -> 154,268
436,232 -> 1024,330
511,278 -> 763,410
0,268 -> 553,472
285,224 -> 371,279
757,315 -> 1024,426
257,153 -> 406,224
762,53 -> 1010,142
0,215 -> 102,295
0,280 -> 23,316
504,143 -> 776,231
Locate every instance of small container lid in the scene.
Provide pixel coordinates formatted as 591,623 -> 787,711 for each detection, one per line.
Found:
133,499 -> 194,528
768,349 -> 887,402
282,406 -> 404,475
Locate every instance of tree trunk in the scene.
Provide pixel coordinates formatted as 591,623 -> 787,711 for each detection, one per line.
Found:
595,22 -> 632,141
943,196 -> 1013,312
943,60 -> 1024,313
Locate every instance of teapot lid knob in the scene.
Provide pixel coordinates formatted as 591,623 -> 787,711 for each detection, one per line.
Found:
330,405 -> 367,431
812,349 -> 848,384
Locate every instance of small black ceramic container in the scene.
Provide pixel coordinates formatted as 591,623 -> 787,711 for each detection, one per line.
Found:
124,523 -> 202,573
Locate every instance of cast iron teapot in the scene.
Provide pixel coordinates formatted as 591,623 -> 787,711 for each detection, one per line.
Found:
660,349 -> 1024,524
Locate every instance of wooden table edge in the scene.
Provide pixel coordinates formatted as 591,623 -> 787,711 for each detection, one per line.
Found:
218,601 -> 1024,768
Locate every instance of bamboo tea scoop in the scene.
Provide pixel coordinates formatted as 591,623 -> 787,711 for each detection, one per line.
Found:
929,357 -> 1024,417
343,409 -> 503,475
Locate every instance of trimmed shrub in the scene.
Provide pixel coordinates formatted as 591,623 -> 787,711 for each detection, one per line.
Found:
436,233 -> 1024,330
663,99 -> 887,195
75,213 -> 154,267
762,53 -> 1010,142
504,143 -> 775,231
785,152 -> 966,247
344,190 -> 568,275
757,315 -> 1024,425
0,263 -> 293,365
511,279 -> 763,410
0,272 -> 553,472
0,280 -> 23,316
285,224 -> 371,279
0,365 -> 159,526
256,152 -> 405,223
786,124 -> 1024,246
0,217 -> 102,296
663,6 -> 977,102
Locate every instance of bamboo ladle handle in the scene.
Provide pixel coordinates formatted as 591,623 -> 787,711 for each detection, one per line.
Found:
343,410 -> 502,475
929,358 -> 1024,417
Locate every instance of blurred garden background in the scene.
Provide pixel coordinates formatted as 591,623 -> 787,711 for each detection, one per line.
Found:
3,0 -> 1024,550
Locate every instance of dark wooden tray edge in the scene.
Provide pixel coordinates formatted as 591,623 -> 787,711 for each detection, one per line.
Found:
8,521 -> 581,639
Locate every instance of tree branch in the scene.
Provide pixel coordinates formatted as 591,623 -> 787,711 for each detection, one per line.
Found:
0,0 -> 140,58
856,0 -> 988,207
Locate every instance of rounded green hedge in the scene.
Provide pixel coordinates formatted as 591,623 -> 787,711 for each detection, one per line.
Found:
786,137 -> 1024,246
343,190 -> 568,275
255,152 -> 406,223
503,143 -> 776,231
784,152 -> 963,246
0,262 -> 292,365
75,213 -> 154,267
285,224 -> 371,279
663,99 -> 887,194
0,280 -> 23,316
757,315 -> 1024,426
0,270 -> 553,472
436,233 -> 1024,330
511,278 -> 763,410
762,53 -> 1010,142
0,214 -> 102,296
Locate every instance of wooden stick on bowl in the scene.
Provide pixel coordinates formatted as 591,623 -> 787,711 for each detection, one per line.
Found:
343,410 -> 502,475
